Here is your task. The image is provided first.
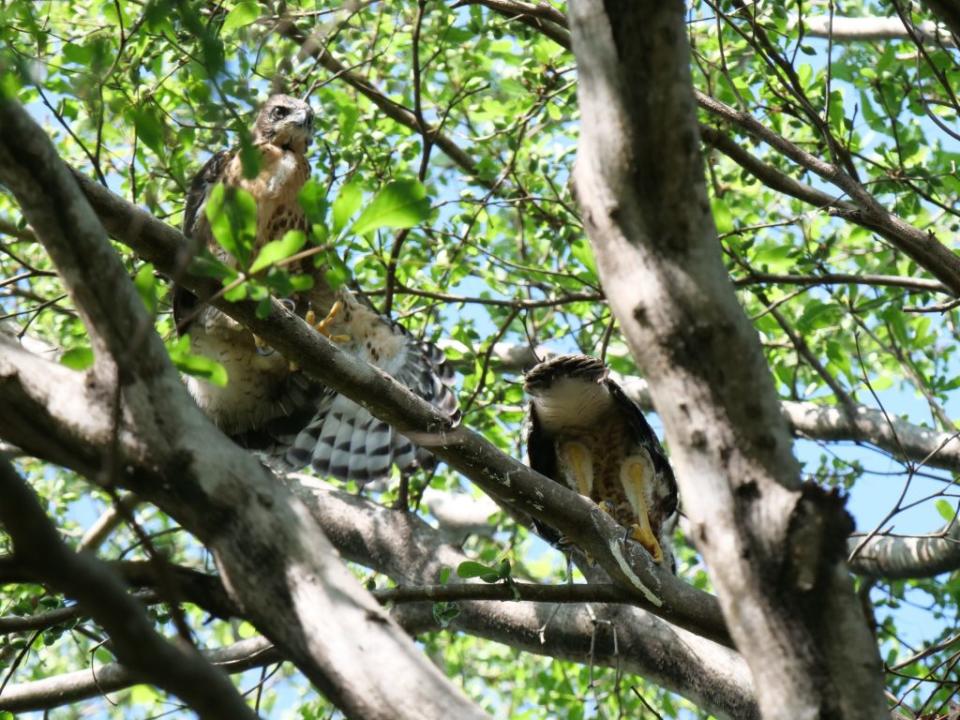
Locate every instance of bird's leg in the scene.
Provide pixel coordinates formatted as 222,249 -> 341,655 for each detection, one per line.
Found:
620,454 -> 664,564
558,441 -> 594,497
305,300 -> 350,343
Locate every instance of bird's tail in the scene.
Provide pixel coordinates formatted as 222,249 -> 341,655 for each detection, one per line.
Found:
275,334 -> 459,483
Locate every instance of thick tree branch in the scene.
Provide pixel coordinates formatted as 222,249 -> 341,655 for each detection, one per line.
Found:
0,637 -> 278,714
568,2 -> 886,718
0,458 -> 261,720
848,521 -> 960,579
794,15 -> 955,45
0,330 -> 727,645
289,478 -> 756,720
0,98 -> 488,720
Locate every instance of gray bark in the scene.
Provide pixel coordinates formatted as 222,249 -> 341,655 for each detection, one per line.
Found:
794,15 -> 955,45
568,1 -> 886,718
849,522 -> 960,579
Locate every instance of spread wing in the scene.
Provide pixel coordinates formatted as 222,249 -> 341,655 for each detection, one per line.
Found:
238,291 -> 459,483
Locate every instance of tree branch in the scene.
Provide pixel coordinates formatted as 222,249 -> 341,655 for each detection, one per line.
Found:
441,341 -> 960,476
568,1 -> 885,717
473,1 -> 960,299
793,15 -> 955,46
695,91 -> 960,296
0,637 -> 278,714
0,457 -> 261,720
848,521 -> 960,579
289,477 -> 756,719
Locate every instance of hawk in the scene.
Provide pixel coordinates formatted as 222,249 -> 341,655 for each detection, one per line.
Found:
173,94 -> 459,482
524,354 -> 678,569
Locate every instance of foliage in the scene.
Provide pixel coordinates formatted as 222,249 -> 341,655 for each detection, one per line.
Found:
1,0 -> 959,717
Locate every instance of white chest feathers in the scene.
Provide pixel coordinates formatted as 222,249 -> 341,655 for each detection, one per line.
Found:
531,378 -> 615,433
266,152 -> 301,195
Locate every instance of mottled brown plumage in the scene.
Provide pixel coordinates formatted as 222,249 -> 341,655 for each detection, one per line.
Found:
525,354 -> 678,569
174,95 -> 459,482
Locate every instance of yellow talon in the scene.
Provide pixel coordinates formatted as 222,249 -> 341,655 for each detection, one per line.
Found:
629,522 -> 663,564
622,456 -> 663,564
306,301 -> 350,343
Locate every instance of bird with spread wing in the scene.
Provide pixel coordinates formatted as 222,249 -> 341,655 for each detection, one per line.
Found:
173,94 -> 459,482
524,354 -> 678,569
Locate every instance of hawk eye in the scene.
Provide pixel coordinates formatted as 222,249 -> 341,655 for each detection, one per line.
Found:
272,106 -> 289,119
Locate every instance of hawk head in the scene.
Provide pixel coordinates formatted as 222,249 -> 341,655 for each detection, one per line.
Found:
253,94 -> 315,154
524,354 -> 612,429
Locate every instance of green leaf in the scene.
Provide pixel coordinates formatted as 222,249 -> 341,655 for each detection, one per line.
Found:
349,179 -> 430,236
237,131 -> 261,180
936,499 -> 956,524
134,263 -> 158,316
711,198 -> 734,235
221,0 -> 259,34
753,244 -> 793,272
431,601 -> 460,628
130,684 -> 161,706
169,337 -> 228,386
62,43 -> 93,64
332,178 -> 363,234
205,184 -> 257,268
249,230 -> 307,274
456,560 -> 497,579
223,281 -> 248,302
131,106 -> 165,155
189,254 -> 235,281
439,567 -> 452,585
289,274 -> 315,292
298,180 -> 328,225
569,238 -> 597,277
61,347 -> 94,371
322,249 -> 351,290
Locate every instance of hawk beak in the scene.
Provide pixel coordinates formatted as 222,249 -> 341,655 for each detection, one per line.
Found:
295,109 -> 314,130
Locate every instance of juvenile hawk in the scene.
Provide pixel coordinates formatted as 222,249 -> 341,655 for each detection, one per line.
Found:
524,354 -> 678,569
174,94 -> 458,481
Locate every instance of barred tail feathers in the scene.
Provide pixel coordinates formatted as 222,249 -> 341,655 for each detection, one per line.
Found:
281,333 -> 457,482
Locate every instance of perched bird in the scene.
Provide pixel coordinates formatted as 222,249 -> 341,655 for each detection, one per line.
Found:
524,354 -> 678,569
173,94 -> 459,482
